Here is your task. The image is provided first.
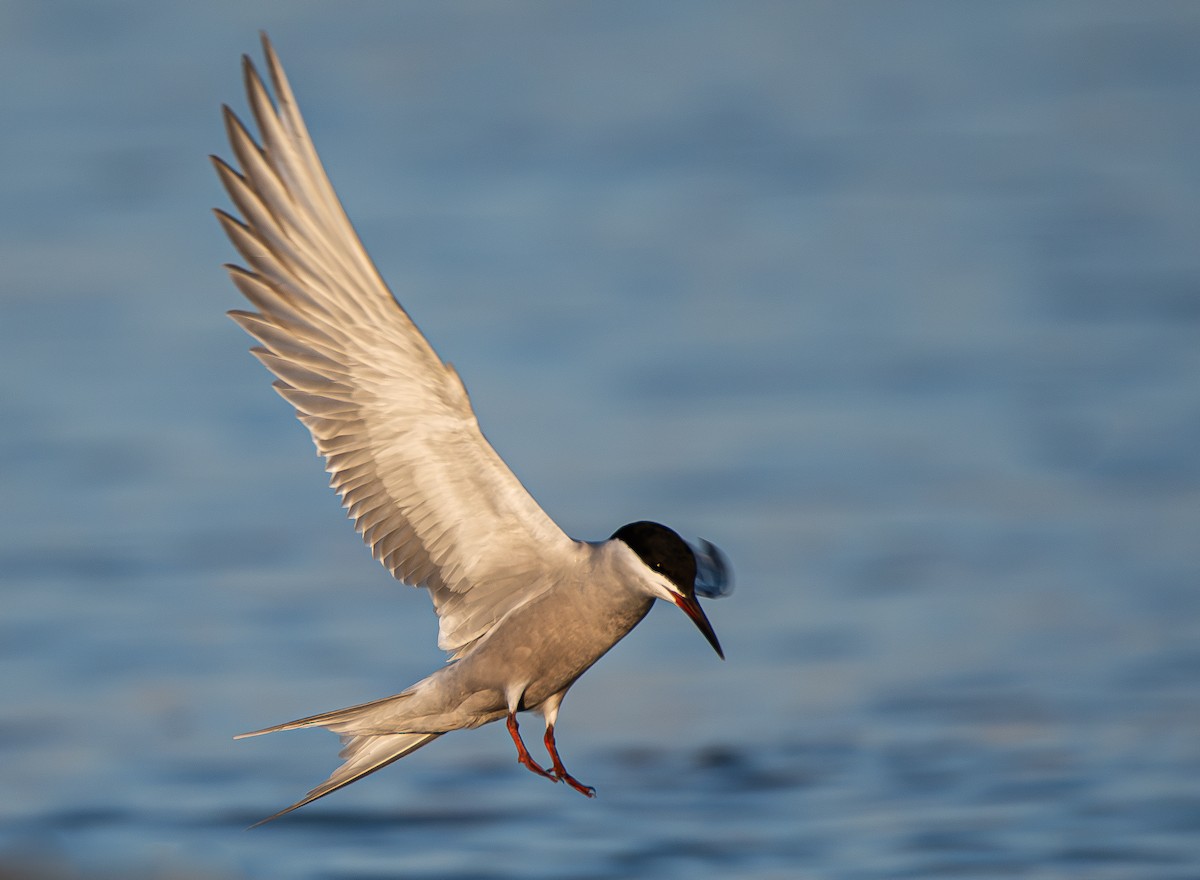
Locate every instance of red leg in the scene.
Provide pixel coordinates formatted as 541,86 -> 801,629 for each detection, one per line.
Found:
506,713 -> 556,782
544,723 -> 596,797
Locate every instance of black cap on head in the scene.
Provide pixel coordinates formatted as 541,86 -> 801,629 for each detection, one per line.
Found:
611,521 -> 697,596
612,521 -> 723,659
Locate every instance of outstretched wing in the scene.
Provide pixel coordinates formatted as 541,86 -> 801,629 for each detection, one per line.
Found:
213,34 -> 574,657
691,539 -> 733,599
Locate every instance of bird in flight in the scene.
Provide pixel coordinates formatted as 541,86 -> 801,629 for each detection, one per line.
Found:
213,34 -> 732,826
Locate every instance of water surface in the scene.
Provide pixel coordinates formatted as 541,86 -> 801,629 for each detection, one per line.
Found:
2,3 -> 1199,878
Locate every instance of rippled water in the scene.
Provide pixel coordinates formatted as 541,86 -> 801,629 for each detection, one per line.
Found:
3,3 -> 1199,878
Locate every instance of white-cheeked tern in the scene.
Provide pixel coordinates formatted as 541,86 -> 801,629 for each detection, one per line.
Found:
213,34 -> 732,826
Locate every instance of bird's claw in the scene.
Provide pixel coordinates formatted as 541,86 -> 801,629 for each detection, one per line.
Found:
550,769 -> 596,797
517,754 -> 557,781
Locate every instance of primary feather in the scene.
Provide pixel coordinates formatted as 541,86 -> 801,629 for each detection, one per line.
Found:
214,34 -> 576,658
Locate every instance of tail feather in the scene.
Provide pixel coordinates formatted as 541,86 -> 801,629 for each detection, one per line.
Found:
238,691 -> 441,827
248,731 -> 441,827
235,690 -> 414,739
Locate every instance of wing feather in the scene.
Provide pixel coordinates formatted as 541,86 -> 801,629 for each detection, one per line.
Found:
215,34 -> 575,656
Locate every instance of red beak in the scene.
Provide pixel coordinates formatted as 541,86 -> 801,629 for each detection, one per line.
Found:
672,593 -> 724,660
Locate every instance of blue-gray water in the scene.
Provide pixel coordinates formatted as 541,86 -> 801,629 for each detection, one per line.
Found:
3,3 -> 1199,878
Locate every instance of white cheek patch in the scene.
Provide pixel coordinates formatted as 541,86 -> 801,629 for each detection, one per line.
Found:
645,569 -> 682,603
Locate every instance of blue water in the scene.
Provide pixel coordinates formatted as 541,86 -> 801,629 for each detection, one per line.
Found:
3,3 -> 1199,878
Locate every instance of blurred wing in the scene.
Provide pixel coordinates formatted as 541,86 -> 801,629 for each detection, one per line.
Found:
692,539 -> 733,599
213,34 -> 573,657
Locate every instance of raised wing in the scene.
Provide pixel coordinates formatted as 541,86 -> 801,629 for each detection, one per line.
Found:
691,539 -> 733,599
213,34 -> 574,656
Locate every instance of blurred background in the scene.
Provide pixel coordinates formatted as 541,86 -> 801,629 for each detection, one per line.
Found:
2,2 -> 1199,878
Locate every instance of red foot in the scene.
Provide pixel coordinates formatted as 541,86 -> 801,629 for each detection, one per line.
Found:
544,724 -> 596,797
507,713 -> 556,781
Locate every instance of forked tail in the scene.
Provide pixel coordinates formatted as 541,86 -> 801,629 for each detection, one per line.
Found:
235,690 -> 419,739
238,693 -> 441,826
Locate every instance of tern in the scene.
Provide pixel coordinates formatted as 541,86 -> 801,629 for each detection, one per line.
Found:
213,35 -> 732,825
